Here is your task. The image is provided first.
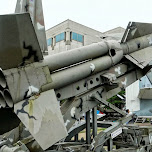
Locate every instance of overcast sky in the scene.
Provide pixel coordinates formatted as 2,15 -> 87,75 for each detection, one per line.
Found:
0,0 -> 152,32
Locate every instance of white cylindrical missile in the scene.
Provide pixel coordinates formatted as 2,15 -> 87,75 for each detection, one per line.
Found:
43,50 -> 123,90
44,40 -> 113,71
44,34 -> 152,72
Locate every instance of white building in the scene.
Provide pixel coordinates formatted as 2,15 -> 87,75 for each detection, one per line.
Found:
46,19 -> 125,55
126,75 -> 152,116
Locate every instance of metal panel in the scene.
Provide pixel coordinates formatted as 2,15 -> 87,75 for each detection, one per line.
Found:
55,63 -> 129,101
0,13 -> 43,70
3,63 -> 50,103
14,89 -> 68,150
121,22 -> 152,43
61,87 -> 105,131
125,46 -> 152,69
15,0 -> 48,54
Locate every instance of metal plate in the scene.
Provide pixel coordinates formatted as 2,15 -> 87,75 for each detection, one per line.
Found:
0,13 -> 43,70
125,46 -> 152,69
121,22 -> 152,43
14,89 -> 68,150
3,64 -> 50,103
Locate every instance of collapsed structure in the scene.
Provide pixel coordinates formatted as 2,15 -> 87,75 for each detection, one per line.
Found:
1,0 -> 152,152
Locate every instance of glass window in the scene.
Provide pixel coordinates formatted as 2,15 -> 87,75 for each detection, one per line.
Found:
60,33 -> 65,41
47,38 -> 52,46
72,32 -> 78,41
56,32 -> 65,42
72,32 -> 83,42
78,34 -> 83,42
56,34 -> 60,42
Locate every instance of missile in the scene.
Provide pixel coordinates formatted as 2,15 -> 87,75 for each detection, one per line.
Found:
0,41 -> 123,104
1,33 -> 152,104
1,0 -> 152,149
44,41 -> 110,71
44,34 -> 152,72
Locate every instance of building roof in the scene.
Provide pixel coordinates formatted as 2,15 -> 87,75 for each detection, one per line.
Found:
46,19 -> 125,35
103,27 -> 125,34
46,19 -> 103,34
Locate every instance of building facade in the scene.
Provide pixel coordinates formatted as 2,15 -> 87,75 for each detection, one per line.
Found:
46,19 -> 125,55
103,27 -> 125,41
126,75 -> 152,116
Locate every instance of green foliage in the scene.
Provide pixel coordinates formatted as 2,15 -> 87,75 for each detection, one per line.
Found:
106,90 -> 125,109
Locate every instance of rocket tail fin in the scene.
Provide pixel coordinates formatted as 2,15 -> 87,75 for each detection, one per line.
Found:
15,0 -> 48,55
0,13 -> 43,70
121,22 -> 152,43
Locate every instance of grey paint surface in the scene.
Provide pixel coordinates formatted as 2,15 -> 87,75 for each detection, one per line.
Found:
14,89 -> 68,150
125,46 -> 152,69
15,0 -> 48,54
3,63 -> 52,103
121,22 -> 152,43
1,0 -> 152,151
55,63 -> 130,101
44,40 -> 121,72
0,13 -> 43,70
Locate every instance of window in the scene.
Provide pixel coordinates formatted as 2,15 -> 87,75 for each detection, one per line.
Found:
56,32 -> 65,42
47,38 -> 52,46
78,34 -> 83,42
72,32 -> 83,42
72,32 -> 77,41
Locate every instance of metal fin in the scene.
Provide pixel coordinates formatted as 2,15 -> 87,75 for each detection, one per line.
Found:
0,13 -> 43,70
121,22 -> 152,43
125,46 -> 152,69
14,89 -> 68,150
15,0 -> 48,54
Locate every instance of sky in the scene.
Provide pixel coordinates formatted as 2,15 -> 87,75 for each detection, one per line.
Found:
0,0 -> 152,32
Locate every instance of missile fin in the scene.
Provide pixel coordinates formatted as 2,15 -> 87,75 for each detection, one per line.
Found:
14,89 -> 68,150
0,13 -> 43,70
125,46 -> 152,69
15,0 -> 48,55
121,22 -> 152,43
